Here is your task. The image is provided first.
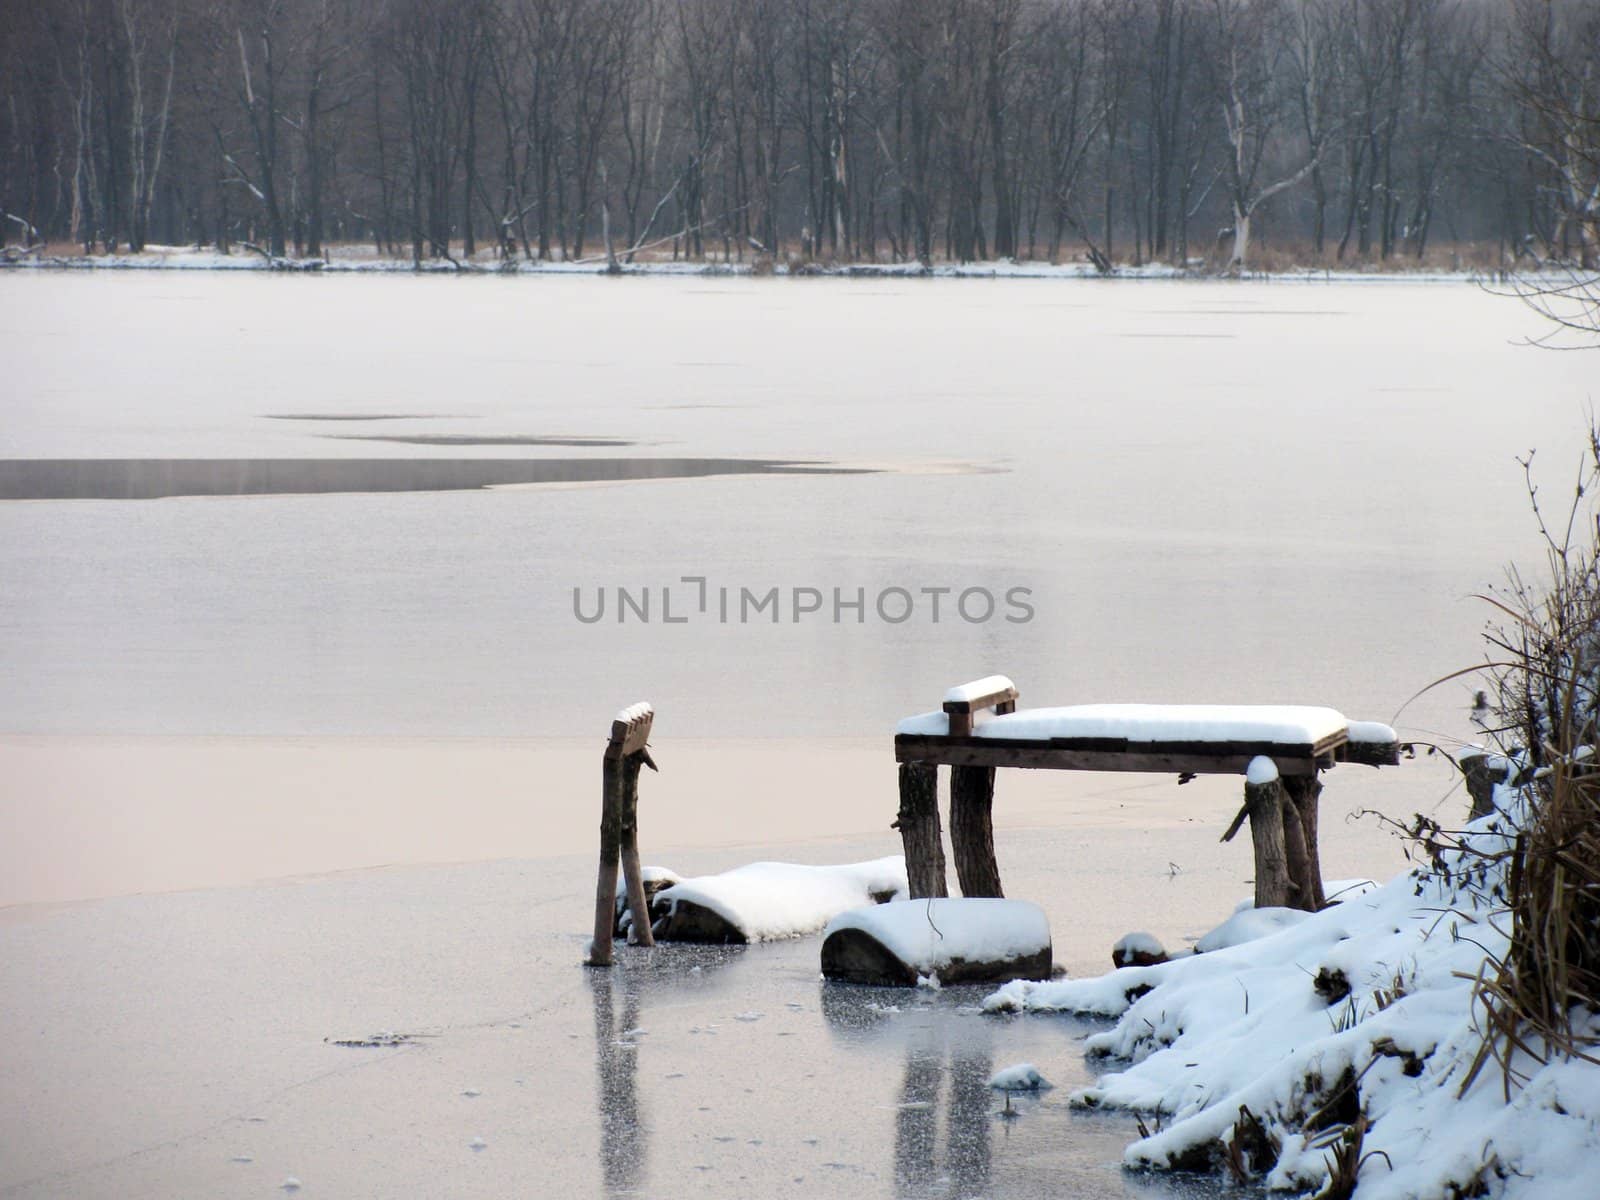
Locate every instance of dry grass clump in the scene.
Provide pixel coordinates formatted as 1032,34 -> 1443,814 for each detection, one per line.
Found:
1460,427 -> 1600,1096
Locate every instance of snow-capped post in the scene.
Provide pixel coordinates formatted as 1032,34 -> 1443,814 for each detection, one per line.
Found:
588,703 -> 657,967
895,763 -> 948,899
1243,757 -> 1292,909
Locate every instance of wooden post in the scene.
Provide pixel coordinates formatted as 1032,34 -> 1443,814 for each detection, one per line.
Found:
950,764 -> 1004,897
1245,775 -> 1292,909
589,755 -> 624,966
1460,753 -> 1507,821
896,762 -> 948,899
1281,773 -> 1326,910
589,703 -> 656,966
617,752 -> 654,948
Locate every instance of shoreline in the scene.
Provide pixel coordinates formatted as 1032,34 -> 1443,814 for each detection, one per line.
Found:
0,246 -> 1500,285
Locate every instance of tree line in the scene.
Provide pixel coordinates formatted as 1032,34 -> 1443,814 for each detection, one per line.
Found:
1,0 -> 1596,272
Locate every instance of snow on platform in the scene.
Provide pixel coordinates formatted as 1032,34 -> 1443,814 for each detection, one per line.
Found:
943,675 -> 1017,705
652,857 -> 906,943
896,703 -> 1351,745
821,898 -> 1052,987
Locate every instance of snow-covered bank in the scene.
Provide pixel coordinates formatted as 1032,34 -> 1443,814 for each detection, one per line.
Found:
0,244 -> 1494,284
982,805 -> 1600,1199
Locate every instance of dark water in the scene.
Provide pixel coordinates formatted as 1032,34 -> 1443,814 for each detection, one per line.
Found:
0,457 -> 862,500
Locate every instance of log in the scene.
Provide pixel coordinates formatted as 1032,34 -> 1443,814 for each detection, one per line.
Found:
896,762 -> 948,899
588,755 -> 624,965
949,764 -> 1004,898
1245,776 -> 1292,909
1281,773 -> 1326,910
617,752 -> 654,947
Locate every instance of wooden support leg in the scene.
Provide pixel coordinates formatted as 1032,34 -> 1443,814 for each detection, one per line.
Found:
950,764 -> 1004,898
1281,773 -> 1327,911
896,762 -> 948,899
589,755 -> 624,966
618,752 -> 655,947
1245,776 -> 1292,909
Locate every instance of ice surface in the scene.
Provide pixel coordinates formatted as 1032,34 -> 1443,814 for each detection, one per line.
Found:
823,899 -> 1050,977
0,274 -> 1581,743
654,858 -> 906,941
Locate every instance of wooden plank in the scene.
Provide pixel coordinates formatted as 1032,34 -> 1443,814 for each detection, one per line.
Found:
941,681 -> 1021,715
894,735 -> 1319,776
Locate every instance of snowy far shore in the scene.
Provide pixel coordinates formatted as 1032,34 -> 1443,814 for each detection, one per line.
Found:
0,243 -> 1497,285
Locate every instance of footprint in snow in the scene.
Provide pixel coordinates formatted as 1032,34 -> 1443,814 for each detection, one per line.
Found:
280,1178 -> 301,1192
735,1012 -> 763,1022
469,1137 -> 487,1151
461,1089 -> 481,1098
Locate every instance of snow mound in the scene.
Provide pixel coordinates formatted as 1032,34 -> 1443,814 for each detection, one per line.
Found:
1245,755 -> 1279,785
1346,720 -> 1398,744
980,807 -> 1600,1200
654,858 -> 906,942
822,898 -> 1051,984
989,1063 -> 1052,1092
1194,906 -> 1310,953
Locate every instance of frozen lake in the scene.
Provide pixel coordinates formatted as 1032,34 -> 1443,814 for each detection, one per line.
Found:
0,271 -> 1585,742
0,270 -> 1588,1199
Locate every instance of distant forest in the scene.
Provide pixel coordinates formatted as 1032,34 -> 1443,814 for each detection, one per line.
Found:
2,0 -> 1597,271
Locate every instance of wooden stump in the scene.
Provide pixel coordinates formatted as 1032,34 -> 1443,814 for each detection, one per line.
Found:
897,762 -> 948,899
617,753 -> 655,947
1281,773 -> 1326,911
590,704 -> 657,965
1245,776 -> 1293,909
589,755 -> 624,966
1460,753 -> 1508,821
950,764 -> 1004,898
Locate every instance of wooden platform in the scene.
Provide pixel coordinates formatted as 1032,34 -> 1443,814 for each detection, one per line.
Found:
894,731 -> 1398,776
892,676 -> 1403,914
